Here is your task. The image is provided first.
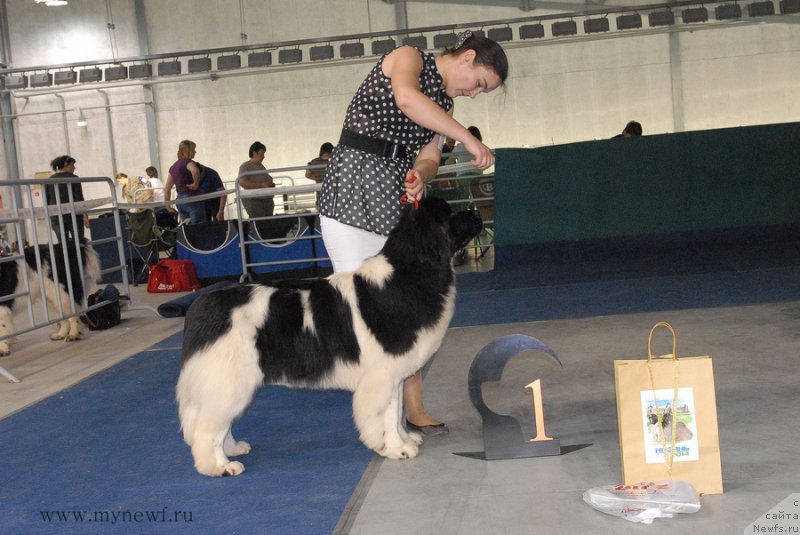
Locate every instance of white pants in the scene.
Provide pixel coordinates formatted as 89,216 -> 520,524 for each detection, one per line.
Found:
320,216 -> 387,273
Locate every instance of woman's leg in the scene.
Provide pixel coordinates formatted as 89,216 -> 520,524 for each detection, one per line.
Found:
321,216 -> 447,433
403,371 -> 444,428
320,216 -> 387,272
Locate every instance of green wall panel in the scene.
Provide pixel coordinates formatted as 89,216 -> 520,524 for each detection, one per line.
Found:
495,122 -> 800,246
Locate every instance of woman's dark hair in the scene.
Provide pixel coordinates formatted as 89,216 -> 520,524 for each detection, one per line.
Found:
319,142 -> 334,156
249,141 -> 267,157
623,121 -> 643,136
467,126 -> 483,142
50,155 -> 76,172
444,31 -> 509,85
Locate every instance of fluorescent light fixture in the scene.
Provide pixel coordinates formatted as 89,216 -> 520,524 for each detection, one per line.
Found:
371,39 -> 395,56
310,45 -> 334,61
519,24 -> 545,39
487,27 -> 513,42
76,108 -> 87,127
584,18 -> 610,33
616,14 -> 643,30
433,33 -> 457,49
340,43 -> 364,58
247,52 -> 272,67
552,20 -> 578,37
402,36 -> 427,50
4,74 -> 28,89
278,49 -> 302,64
36,0 -> 69,6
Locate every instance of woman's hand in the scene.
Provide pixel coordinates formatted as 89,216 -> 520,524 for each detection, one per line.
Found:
404,170 -> 424,201
463,137 -> 494,169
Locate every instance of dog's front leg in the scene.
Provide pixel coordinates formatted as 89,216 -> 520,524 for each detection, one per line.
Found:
395,383 -> 423,447
353,375 -> 418,459
379,380 -> 419,459
64,316 -> 83,341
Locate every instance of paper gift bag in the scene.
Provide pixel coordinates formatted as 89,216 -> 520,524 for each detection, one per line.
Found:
614,322 -> 723,495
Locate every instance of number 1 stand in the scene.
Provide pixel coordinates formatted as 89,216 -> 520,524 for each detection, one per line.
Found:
455,334 -> 591,460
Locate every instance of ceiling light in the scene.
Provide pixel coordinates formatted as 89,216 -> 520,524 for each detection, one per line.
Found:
76,108 -> 87,127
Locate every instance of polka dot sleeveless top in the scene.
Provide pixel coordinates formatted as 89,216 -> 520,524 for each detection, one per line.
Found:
318,47 -> 453,236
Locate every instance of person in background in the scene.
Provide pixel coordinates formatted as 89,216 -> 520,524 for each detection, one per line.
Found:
237,141 -> 275,220
318,30 -> 509,436
46,155 -> 89,243
305,142 -> 334,183
144,166 -> 165,203
197,163 -> 227,222
454,126 -> 483,168
614,120 -> 643,138
164,140 -> 205,224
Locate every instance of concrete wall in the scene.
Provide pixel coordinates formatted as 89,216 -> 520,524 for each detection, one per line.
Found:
1,0 -> 799,202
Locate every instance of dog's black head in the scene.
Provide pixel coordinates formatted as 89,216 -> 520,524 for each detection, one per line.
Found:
383,196 -> 483,267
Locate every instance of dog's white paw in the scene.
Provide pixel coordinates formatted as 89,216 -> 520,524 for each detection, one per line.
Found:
380,441 -> 419,460
50,332 -> 65,341
221,461 -> 245,477
407,431 -> 423,446
199,461 -> 246,477
228,441 -> 251,457
64,332 -> 82,342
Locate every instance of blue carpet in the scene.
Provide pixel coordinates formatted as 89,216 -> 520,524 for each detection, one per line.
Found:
0,339 -> 372,535
453,238 -> 800,327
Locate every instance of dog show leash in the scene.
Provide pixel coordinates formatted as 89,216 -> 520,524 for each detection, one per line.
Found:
400,173 -> 420,209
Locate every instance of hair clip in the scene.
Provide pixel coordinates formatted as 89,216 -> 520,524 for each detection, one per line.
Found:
454,30 -> 473,49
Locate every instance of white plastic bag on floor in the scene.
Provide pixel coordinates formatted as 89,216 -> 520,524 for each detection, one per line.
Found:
583,480 -> 701,524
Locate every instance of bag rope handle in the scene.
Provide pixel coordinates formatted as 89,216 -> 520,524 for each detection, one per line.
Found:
648,321 -> 677,361
646,321 -> 680,478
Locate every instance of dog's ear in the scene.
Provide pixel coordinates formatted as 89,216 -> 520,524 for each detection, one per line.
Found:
418,196 -> 452,223
449,210 -> 483,254
383,197 -> 452,266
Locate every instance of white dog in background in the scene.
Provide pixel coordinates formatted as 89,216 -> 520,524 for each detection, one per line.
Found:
0,243 -> 99,356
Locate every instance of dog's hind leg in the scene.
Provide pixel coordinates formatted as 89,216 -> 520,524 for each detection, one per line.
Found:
0,306 -> 15,356
223,428 -> 251,457
177,345 -> 262,477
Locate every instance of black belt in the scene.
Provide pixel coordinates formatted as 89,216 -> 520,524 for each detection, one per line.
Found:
339,129 -> 408,160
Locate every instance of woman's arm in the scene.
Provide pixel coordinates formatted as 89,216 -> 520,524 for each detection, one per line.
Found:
186,161 -> 202,191
405,135 -> 444,200
383,47 -> 493,169
163,173 -> 174,202
215,190 -> 226,222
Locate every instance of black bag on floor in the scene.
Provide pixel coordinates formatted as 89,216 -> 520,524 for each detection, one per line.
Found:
80,284 -> 121,330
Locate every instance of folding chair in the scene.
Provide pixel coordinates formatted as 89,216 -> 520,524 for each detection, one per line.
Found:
126,210 -> 179,285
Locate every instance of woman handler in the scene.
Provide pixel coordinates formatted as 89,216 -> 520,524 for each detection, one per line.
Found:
319,31 -> 508,436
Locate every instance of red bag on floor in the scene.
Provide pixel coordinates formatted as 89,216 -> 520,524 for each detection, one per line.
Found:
147,259 -> 201,293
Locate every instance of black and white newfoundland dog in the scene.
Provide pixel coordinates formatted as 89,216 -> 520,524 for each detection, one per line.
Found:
177,196 -> 482,477
0,243 -> 100,356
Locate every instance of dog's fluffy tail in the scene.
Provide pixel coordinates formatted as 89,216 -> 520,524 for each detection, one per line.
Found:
83,245 -> 100,291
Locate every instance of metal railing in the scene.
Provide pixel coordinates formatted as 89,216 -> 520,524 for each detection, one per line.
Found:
0,176 -> 130,382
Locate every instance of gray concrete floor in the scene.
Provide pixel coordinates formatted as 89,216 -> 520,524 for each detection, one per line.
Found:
341,302 -> 800,534
2,250 -> 798,534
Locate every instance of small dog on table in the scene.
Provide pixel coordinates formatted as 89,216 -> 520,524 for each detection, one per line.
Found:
177,196 -> 482,476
